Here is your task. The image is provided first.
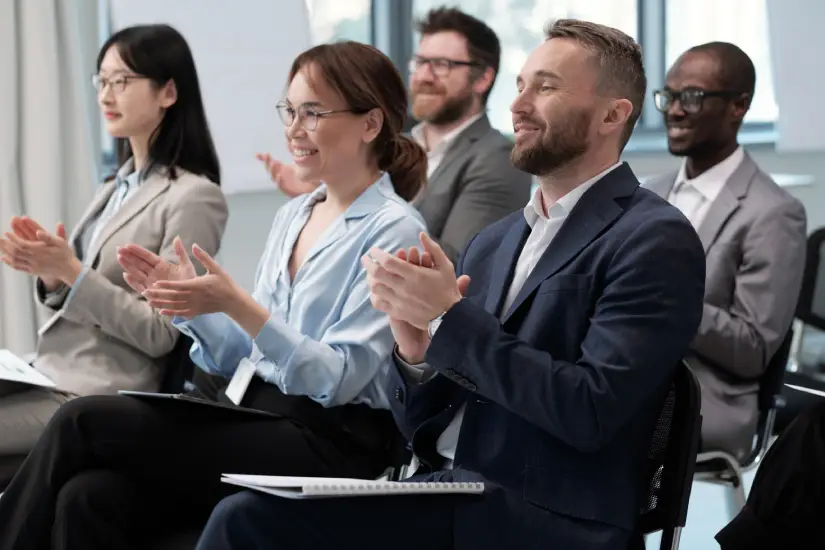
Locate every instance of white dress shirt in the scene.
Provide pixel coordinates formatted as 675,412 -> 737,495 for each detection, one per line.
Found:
668,146 -> 744,229
411,112 -> 485,179
401,161 -> 623,469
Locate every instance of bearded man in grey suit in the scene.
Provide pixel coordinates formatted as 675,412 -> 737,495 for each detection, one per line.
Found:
646,42 -> 806,461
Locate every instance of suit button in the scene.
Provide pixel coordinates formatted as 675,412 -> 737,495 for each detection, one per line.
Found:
445,369 -> 459,380
466,383 -> 478,392
395,387 -> 404,402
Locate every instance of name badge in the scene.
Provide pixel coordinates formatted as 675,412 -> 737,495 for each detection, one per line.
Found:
224,357 -> 257,406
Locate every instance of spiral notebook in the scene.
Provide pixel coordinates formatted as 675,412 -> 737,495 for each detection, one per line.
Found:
0,350 -> 56,389
221,474 -> 485,499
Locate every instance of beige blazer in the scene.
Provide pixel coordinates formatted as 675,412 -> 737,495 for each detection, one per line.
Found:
32,165 -> 228,397
646,152 -> 807,460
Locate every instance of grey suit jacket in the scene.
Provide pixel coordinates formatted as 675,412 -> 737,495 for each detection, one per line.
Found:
646,152 -> 806,460
413,116 -> 532,263
33,166 -> 228,397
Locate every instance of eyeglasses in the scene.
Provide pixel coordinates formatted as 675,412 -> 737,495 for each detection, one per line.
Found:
92,74 -> 149,94
653,88 -> 742,114
276,101 -> 357,131
408,56 -> 481,78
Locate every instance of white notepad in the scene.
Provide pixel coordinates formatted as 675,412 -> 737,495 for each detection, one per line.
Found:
0,349 -> 56,388
221,474 -> 485,499
785,383 -> 825,399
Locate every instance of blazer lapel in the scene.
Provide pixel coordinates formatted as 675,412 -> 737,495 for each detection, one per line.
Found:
644,171 -> 678,200
484,217 -> 530,316
413,116 -> 491,205
695,154 -> 757,253
70,184 -> 116,251
501,164 -> 637,324
85,172 -> 169,261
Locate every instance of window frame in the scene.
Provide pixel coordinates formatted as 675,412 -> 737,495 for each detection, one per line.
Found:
386,0 -> 776,151
632,0 -> 776,151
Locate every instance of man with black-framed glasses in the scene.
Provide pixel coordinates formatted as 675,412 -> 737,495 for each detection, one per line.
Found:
646,42 -> 807,462
406,7 -> 530,263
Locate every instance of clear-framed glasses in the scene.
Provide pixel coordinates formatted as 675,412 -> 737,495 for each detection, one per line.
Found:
92,74 -> 149,94
276,101 -> 355,131
653,87 -> 742,114
408,55 -> 481,78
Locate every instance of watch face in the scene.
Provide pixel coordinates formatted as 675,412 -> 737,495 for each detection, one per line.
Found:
428,317 -> 442,339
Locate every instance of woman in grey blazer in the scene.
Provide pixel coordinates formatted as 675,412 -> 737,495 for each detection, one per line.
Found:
0,24 -> 229,457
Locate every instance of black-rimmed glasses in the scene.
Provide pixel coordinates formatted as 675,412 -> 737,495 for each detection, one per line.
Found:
653,87 -> 743,114
92,74 -> 149,94
408,55 -> 481,78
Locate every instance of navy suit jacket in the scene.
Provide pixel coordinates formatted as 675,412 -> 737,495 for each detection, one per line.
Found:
387,163 -> 706,550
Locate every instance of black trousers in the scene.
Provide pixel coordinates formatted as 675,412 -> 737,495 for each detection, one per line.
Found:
196,489 -> 457,550
0,393 -> 388,550
716,401 -> 825,550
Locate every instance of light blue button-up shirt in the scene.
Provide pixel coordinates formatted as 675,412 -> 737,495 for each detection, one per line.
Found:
174,173 -> 426,409
62,161 -> 142,305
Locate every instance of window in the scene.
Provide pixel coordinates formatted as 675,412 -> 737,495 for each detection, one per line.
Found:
665,0 -> 777,124
304,0 -> 372,44
412,0 -> 638,134
408,0 -> 776,143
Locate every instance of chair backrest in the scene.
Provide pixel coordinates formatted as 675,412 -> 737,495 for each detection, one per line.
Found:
638,361 -> 702,543
757,329 -> 794,413
158,334 -> 197,394
796,227 -> 825,331
736,327 -> 794,467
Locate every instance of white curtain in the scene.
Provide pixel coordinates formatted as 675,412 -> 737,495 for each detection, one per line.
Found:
0,0 -> 97,354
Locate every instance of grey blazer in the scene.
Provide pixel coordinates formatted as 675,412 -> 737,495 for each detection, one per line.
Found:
646,152 -> 806,460
33,166 -> 229,397
413,115 -> 532,263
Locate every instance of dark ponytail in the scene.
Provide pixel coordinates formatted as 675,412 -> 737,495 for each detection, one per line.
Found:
288,42 -> 427,202
379,135 -> 427,201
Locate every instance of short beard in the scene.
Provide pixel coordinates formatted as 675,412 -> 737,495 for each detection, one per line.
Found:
511,107 -> 591,176
412,89 -> 474,126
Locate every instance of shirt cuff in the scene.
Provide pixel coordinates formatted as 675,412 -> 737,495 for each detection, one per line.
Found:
393,347 -> 437,384
253,313 -> 304,365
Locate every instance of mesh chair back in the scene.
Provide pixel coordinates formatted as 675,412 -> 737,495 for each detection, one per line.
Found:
757,329 -> 793,413
638,361 -> 702,540
796,227 -> 825,330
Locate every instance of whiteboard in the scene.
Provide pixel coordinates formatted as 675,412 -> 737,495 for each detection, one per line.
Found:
110,0 -> 312,194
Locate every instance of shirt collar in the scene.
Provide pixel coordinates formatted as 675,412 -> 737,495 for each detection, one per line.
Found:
523,161 -> 623,227
673,146 -> 745,201
115,158 -> 147,187
411,112 -> 485,155
305,172 -> 398,221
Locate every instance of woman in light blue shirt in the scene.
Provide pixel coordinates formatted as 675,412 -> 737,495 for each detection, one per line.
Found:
0,41 -> 427,549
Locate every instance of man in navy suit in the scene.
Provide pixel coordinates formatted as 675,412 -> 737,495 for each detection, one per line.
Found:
195,19 -> 705,550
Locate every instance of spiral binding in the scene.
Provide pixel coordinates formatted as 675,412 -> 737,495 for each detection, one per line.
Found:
303,482 -> 483,495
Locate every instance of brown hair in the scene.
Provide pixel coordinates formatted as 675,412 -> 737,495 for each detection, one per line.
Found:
288,41 -> 427,201
545,19 -> 646,150
416,7 -> 501,105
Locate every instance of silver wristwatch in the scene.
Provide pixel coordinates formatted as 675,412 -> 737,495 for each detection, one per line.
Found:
428,313 -> 445,339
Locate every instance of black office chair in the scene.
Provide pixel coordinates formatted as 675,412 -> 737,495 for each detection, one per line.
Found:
694,328 -> 794,512
638,360 -> 703,550
775,228 -> 825,432
0,335 -> 197,493
793,227 -> 825,333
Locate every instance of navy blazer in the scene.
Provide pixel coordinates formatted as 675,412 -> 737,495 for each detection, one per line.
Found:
387,163 -> 706,550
